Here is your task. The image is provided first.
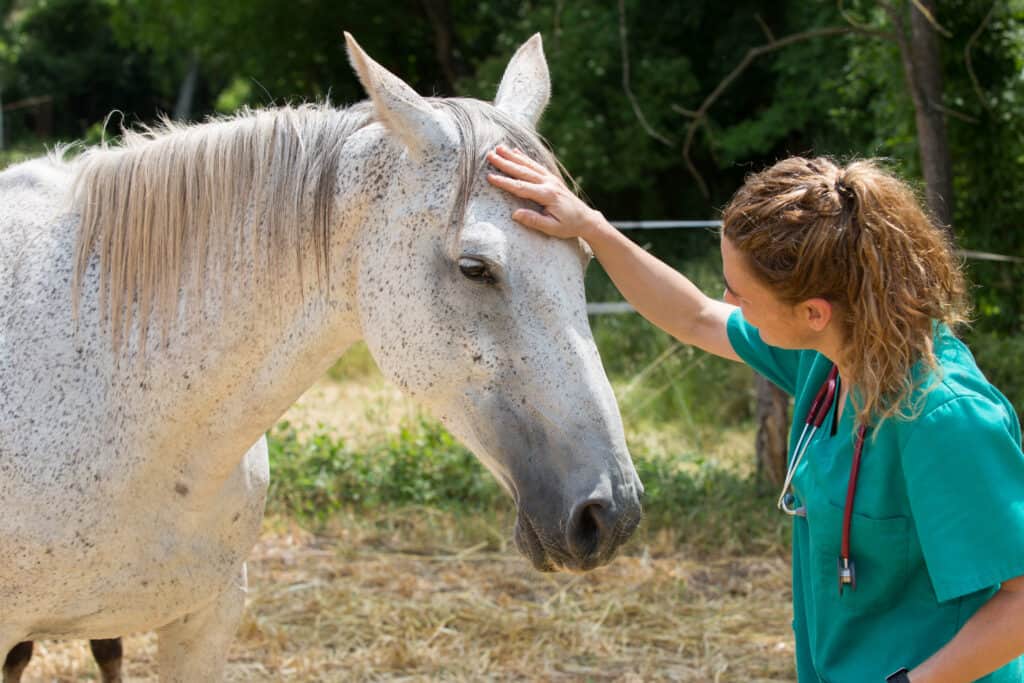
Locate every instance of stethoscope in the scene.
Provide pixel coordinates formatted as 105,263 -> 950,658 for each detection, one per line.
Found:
777,364 -> 869,595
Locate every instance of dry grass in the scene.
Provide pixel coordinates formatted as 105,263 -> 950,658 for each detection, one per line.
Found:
22,514 -> 794,682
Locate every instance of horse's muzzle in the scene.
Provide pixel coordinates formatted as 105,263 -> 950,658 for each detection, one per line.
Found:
514,489 -> 643,572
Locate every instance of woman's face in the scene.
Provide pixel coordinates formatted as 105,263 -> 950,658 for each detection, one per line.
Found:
720,236 -> 814,349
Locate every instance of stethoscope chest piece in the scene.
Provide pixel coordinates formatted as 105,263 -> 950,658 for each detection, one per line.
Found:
782,493 -> 806,517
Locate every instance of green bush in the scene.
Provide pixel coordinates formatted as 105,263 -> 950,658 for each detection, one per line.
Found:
266,418 -> 503,522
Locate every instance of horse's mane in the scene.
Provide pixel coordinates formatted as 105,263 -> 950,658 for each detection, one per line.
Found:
69,99 -> 560,350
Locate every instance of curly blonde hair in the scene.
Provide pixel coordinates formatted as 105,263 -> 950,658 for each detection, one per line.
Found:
722,156 -> 971,427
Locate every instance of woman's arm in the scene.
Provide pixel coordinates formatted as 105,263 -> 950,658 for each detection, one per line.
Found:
908,575 -> 1024,682
486,145 -> 739,361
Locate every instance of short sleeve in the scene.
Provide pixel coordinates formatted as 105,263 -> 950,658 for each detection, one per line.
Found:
726,308 -> 804,396
901,395 -> 1024,602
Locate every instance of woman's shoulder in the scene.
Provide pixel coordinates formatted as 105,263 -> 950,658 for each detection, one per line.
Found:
900,325 -> 1020,442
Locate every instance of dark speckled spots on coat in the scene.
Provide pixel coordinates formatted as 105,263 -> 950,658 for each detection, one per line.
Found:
174,482 -> 190,497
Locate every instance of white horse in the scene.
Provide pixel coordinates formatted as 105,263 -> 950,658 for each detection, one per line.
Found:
0,34 -> 642,680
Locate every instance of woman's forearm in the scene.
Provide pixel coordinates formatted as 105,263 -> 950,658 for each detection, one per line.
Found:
582,213 -> 738,360
909,583 -> 1024,683
484,145 -> 737,359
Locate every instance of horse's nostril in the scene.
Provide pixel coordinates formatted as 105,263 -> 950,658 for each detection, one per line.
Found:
567,497 -> 612,559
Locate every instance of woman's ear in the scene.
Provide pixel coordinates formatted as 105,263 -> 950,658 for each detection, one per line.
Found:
802,298 -> 834,332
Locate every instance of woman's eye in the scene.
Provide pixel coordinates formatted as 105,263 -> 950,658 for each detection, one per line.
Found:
459,257 -> 495,284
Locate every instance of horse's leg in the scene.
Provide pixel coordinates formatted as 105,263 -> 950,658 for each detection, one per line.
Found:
89,638 -> 123,683
155,564 -> 247,683
2,642 -> 33,683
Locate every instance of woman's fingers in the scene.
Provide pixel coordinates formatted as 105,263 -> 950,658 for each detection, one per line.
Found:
486,149 -> 544,183
512,208 -> 562,235
497,145 -> 550,176
486,172 -> 552,204
488,145 -> 581,239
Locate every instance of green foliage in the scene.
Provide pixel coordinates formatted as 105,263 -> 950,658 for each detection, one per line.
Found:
214,76 -> 253,115
4,0 -> 164,137
0,136 -> 47,167
459,1 -> 751,214
943,1 -> 1024,340
325,341 -> 379,382
965,329 -> 1024,420
632,455 -> 789,555
266,417 -> 503,522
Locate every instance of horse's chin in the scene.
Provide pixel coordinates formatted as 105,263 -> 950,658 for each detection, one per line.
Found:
513,513 -> 558,572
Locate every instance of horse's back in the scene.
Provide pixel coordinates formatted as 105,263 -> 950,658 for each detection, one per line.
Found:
0,154 -> 73,193
0,155 -> 75,236
0,155 -> 77,293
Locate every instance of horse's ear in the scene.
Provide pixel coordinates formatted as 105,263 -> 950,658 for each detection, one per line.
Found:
344,32 -> 449,160
494,33 -> 550,128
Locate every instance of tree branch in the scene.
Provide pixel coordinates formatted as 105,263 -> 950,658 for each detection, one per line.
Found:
837,0 -> 877,33
754,14 -> 775,42
617,0 -> 675,147
965,1 -> 997,110
677,24 -> 894,199
933,103 -> 978,124
910,0 -> 952,37
419,0 -> 462,96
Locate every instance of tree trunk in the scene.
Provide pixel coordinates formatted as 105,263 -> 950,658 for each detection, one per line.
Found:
174,53 -> 201,122
755,374 -> 789,488
903,0 -> 955,227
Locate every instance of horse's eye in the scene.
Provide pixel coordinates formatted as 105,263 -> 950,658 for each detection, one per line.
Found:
458,257 -> 495,284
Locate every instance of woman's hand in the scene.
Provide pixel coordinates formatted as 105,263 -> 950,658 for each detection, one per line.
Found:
486,145 -> 603,241
488,146 -> 739,362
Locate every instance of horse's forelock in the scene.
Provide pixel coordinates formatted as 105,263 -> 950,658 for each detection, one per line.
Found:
432,98 -> 581,261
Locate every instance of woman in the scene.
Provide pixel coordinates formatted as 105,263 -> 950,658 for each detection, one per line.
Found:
487,146 -> 1024,682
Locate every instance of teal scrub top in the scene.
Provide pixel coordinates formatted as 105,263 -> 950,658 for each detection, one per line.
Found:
727,309 -> 1024,683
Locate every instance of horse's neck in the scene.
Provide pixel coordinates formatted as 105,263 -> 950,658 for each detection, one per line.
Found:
122,148 -> 384,496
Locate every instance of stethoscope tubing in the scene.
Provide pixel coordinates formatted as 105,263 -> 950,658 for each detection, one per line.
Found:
776,364 -> 868,594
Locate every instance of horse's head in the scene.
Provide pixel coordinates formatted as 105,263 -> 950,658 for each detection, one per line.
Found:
344,33 -> 642,572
